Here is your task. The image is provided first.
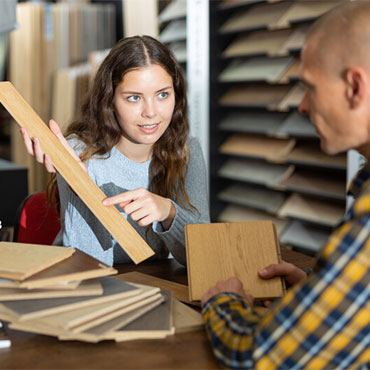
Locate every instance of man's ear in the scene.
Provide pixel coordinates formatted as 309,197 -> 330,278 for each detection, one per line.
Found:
345,67 -> 368,109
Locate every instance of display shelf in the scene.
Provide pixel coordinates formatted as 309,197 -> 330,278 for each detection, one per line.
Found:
218,183 -> 287,214
219,133 -> 295,162
278,193 -> 344,227
276,110 -> 317,138
159,19 -> 186,43
158,0 -> 186,23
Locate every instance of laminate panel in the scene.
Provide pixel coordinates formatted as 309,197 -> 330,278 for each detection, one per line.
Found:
185,221 -> 285,300
159,19 -> 186,43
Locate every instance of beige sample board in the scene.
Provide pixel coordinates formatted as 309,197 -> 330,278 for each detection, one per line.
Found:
0,81 -> 154,264
278,193 -> 344,228
0,242 -> 74,280
185,221 -> 285,301
218,157 -> 294,187
19,250 -> 117,289
219,84 -> 291,108
173,298 -> 203,333
223,29 -> 292,58
276,111 -> 317,138
218,183 -> 287,214
219,133 -> 295,162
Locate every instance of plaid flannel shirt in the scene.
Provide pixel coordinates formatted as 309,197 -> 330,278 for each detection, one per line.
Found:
202,161 -> 370,369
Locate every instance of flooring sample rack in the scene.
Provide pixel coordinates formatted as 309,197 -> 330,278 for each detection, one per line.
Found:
0,82 -> 154,264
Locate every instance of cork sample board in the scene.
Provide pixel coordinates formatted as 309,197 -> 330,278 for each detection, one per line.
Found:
0,81 -> 154,264
0,242 -> 74,280
185,221 -> 285,301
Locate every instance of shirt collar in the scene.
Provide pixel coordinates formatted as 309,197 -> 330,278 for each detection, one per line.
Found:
348,159 -> 370,198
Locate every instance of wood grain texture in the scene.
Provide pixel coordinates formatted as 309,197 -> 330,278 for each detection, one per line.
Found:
20,249 -> 117,289
185,221 -> 285,301
0,82 -> 154,264
0,242 -> 75,281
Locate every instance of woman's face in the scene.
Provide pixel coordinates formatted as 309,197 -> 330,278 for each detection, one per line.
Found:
113,64 -> 175,151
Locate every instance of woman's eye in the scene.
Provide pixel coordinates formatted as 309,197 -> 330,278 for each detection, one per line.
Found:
127,95 -> 140,102
158,91 -> 168,99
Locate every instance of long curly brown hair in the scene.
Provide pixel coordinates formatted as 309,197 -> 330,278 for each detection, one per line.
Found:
48,35 -> 193,211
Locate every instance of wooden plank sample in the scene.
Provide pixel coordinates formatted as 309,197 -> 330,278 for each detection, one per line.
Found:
0,81 -> 154,264
287,142 -> 347,170
280,24 -> 310,52
219,111 -> 287,135
0,278 -> 80,290
219,84 -> 291,108
223,28 -> 292,58
185,221 -> 285,301
278,83 -> 306,111
218,183 -> 287,214
218,157 -> 294,187
218,204 -> 288,235
277,110 -> 317,138
0,242 -> 74,281
219,133 -> 295,162
219,56 -> 294,83
280,220 -> 331,253
279,168 -> 347,201
117,271 -> 193,306
0,276 -> 141,322
278,58 -> 300,83
0,278 -> 102,301
220,2 -> 291,33
168,41 -> 187,64
19,249 -> 117,289
278,193 -> 344,227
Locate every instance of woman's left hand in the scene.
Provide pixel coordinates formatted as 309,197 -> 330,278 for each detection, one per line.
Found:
103,188 -> 176,229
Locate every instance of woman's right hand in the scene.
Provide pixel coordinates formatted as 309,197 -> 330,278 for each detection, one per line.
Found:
20,119 -> 87,173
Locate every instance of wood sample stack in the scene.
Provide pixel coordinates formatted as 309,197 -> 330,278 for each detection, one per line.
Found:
0,243 -> 203,342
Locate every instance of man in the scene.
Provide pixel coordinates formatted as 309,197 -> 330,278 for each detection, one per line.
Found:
201,2 -> 370,368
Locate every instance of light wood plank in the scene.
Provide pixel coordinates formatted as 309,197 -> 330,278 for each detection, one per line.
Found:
185,221 -> 285,301
0,81 -> 154,264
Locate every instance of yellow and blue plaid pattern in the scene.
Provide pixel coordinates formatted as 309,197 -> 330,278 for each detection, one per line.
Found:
202,162 -> 370,369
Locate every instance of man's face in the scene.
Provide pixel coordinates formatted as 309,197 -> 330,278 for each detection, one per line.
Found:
299,42 -> 368,155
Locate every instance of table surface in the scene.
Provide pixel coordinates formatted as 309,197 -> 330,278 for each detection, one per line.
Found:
0,248 -> 314,369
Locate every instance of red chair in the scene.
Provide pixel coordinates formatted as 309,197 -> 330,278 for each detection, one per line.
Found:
13,191 -> 61,245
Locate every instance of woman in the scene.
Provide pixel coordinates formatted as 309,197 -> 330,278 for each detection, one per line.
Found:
21,35 -> 209,266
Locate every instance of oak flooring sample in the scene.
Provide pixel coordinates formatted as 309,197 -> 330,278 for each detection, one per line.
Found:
219,56 -> 294,83
280,168 -> 346,201
281,24 -> 310,52
277,110 -> 317,138
280,220 -> 331,253
219,84 -> 291,108
219,133 -> 295,162
220,2 -> 291,33
0,278 -> 80,290
0,276 -> 141,322
185,221 -> 285,301
0,279 -> 102,301
218,157 -> 294,187
219,111 -> 287,135
287,142 -> 347,170
118,271 -> 193,306
159,0 -> 186,23
168,41 -> 186,64
223,28 -> 292,58
19,249 -> 117,289
0,81 -> 154,264
218,204 -> 288,235
278,193 -> 344,227
218,183 -> 287,214
159,19 -> 186,43
0,242 -> 74,281
278,58 -> 300,83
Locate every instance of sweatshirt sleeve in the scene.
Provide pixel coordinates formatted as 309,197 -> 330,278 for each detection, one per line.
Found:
152,136 -> 210,265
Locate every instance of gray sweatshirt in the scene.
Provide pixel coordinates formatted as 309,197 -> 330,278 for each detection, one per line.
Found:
53,136 -> 210,266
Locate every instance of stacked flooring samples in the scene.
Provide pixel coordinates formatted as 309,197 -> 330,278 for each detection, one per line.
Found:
0,243 -> 202,342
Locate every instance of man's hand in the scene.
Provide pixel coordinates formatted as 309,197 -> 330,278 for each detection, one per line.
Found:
201,277 -> 254,307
